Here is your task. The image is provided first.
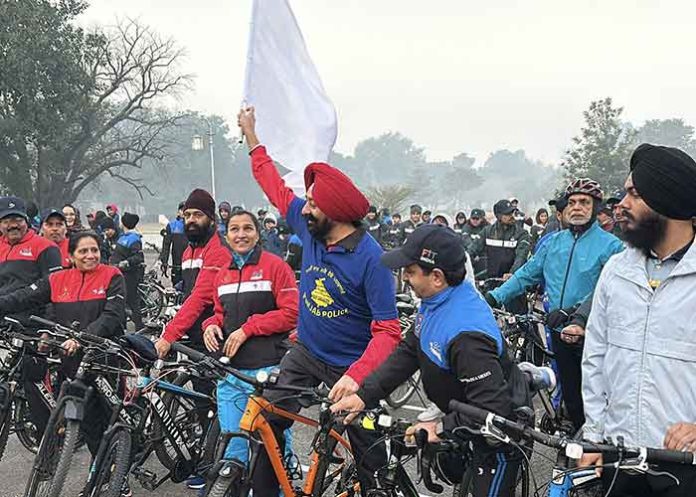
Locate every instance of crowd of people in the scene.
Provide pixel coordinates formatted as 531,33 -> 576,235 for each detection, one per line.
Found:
0,107 -> 694,497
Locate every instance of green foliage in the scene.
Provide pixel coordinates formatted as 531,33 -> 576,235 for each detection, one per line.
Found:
365,184 -> 414,214
560,98 -> 637,193
636,118 -> 696,155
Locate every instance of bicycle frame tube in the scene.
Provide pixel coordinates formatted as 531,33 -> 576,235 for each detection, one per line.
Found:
239,394 -> 352,497
548,468 -> 598,497
143,377 -> 212,401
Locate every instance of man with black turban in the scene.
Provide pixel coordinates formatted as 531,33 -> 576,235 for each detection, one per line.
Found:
580,143 -> 696,496
238,107 -> 400,495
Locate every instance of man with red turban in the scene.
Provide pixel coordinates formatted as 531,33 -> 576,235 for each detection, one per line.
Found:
238,108 -> 400,494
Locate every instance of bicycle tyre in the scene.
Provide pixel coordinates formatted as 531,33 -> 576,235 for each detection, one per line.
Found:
13,397 -> 41,453
386,370 -> 422,408
152,372 -> 214,472
206,463 -> 243,497
45,419 -> 81,497
85,428 -> 132,497
0,406 -> 10,462
24,404 -> 81,497
311,435 -> 343,497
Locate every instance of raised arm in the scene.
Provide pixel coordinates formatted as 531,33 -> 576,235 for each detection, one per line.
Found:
238,107 -> 298,218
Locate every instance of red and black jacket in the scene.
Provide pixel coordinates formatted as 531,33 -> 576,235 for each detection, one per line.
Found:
0,264 -> 125,338
162,230 -> 232,346
202,246 -> 298,369
0,230 -> 63,323
57,238 -> 71,269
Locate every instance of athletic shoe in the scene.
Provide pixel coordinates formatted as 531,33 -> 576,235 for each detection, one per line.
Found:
186,475 -> 206,489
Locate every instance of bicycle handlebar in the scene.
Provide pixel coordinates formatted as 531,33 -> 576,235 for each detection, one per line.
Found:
448,400 -> 695,465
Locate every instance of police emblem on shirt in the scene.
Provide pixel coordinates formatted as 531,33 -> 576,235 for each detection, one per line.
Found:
310,278 -> 334,307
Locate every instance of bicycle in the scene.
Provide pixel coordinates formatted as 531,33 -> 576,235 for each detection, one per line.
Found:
23,316 -> 151,497
68,334 -> 219,496
0,318 -> 62,460
170,342 -> 358,497
448,400 -> 696,497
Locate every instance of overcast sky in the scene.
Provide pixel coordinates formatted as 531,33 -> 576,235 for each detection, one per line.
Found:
82,0 -> 696,166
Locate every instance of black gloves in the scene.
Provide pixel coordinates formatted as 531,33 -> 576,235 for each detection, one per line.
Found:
484,292 -> 499,308
546,306 -> 577,330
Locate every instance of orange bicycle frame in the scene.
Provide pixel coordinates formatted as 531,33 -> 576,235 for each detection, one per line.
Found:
239,393 -> 356,496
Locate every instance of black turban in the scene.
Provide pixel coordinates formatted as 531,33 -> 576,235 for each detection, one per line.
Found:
630,143 -> 696,220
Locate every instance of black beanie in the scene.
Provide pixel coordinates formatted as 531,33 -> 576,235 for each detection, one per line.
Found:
98,217 -> 116,231
121,212 -> 139,230
184,189 -> 216,220
630,143 -> 696,220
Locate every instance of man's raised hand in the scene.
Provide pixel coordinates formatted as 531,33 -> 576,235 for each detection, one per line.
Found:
237,107 -> 260,149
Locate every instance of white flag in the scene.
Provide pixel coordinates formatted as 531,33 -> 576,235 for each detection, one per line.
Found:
242,0 -> 338,195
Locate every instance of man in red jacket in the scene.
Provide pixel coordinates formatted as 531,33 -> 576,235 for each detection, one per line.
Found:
41,208 -> 71,268
238,107 -> 401,495
155,188 -> 232,357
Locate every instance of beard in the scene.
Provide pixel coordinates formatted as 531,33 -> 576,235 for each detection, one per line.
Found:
185,219 -> 213,245
620,209 -> 668,254
304,213 -> 332,241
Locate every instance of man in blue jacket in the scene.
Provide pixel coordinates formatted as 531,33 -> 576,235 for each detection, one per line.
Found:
486,178 -> 623,431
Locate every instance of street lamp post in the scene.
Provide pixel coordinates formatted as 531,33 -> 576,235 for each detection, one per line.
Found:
191,117 -> 216,199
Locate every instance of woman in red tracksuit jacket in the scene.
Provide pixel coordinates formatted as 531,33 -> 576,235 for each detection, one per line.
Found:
201,209 -> 298,464
0,231 -> 125,456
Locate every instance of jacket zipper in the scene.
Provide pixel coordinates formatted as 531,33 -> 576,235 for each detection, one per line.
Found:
77,272 -> 86,300
558,232 -> 579,309
637,294 -> 652,444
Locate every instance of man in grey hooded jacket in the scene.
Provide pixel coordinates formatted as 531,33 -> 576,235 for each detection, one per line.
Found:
581,144 -> 696,496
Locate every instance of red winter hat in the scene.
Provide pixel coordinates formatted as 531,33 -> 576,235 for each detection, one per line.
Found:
304,163 -> 369,223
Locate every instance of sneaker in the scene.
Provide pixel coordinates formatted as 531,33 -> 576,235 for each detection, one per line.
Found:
186,475 -> 206,489
518,362 -> 557,392
417,403 -> 444,422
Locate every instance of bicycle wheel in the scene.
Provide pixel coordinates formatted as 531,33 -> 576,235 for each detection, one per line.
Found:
84,428 -> 132,497
138,283 -> 165,322
205,459 -> 244,497
24,404 -> 81,497
386,370 -> 422,408
152,372 -> 214,473
13,396 -> 41,453
0,405 -> 10,462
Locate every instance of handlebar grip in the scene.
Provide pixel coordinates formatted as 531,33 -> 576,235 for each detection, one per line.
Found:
646,448 -> 695,465
448,400 -> 490,423
29,315 -> 59,328
171,342 -> 207,362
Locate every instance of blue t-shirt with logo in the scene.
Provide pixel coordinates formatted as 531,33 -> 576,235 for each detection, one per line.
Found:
286,197 -> 397,367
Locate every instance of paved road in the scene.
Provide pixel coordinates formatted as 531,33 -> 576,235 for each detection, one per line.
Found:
0,252 -> 555,496
0,397 -> 555,497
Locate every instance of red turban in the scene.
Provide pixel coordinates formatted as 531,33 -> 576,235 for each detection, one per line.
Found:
304,163 -> 369,222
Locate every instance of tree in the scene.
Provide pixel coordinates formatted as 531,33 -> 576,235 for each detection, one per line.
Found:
80,112 -> 269,214
350,132 -> 426,187
0,1 -> 190,206
560,98 -> 637,193
365,185 -> 414,215
637,118 -> 696,155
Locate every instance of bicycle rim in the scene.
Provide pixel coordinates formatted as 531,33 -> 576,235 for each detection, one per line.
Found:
85,428 -> 132,497
0,406 -> 10,462
386,371 -> 421,408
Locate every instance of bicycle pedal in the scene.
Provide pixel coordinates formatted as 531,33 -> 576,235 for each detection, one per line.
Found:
133,468 -> 158,491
